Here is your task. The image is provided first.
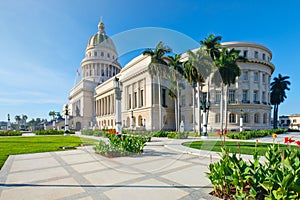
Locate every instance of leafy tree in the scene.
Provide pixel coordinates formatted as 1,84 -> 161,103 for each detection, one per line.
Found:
270,74 -> 291,129
22,114 -> 28,129
143,41 -> 171,130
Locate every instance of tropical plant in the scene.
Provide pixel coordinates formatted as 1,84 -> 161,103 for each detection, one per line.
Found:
14,115 -> 21,130
166,54 -> 184,131
270,74 -> 291,129
143,41 -> 171,130
22,114 -> 28,129
185,48 -> 213,136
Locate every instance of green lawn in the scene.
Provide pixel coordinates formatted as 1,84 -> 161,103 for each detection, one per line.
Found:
0,136 -> 98,169
183,140 -> 300,155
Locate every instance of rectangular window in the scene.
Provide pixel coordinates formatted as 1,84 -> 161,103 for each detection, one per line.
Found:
181,95 -> 186,107
128,94 -> 131,109
140,90 -> 144,107
94,51 -> 97,56
243,71 -> 248,81
242,90 -> 248,102
215,91 -> 221,103
202,92 -> 207,102
229,90 -> 235,103
134,92 -> 137,108
262,91 -> 266,103
243,50 -> 248,58
262,53 -> 265,60
262,74 -> 265,83
293,119 -> 297,123
254,51 -> 259,59
254,72 -> 259,82
253,91 -> 258,102
162,89 -> 166,107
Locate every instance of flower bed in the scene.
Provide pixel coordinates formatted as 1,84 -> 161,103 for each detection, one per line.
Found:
207,137 -> 300,199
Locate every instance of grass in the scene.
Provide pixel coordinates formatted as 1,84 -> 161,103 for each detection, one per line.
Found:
0,136 -> 98,169
183,140 -> 300,155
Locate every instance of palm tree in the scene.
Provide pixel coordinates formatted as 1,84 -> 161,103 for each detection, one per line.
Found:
49,111 -> 56,130
166,54 -> 184,131
270,74 -> 291,129
200,34 -> 222,60
15,115 -> 21,130
183,60 -> 198,132
22,114 -> 28,130
143,41 -> 171,130
186,48 -> 213,136
213,48 -> 246,134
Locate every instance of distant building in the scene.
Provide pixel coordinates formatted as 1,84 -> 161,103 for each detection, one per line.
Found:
68,20 -> 274,131
279,114 -> 300,130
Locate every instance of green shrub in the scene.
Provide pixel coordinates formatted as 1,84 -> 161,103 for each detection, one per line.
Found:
94,134 -> 150,156
0,130 -> 22,136
207,143 -> 300,199
167,131 -> 189,139
34,130 -> 75,135
81,130 -> 103,136
226,129 -> 288,140
152,130 -> 168,137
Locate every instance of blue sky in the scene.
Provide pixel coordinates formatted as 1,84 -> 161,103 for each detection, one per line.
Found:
0,0 -> 299,121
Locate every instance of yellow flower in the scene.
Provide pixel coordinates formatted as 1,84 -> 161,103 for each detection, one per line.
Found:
272,134 -> 277,138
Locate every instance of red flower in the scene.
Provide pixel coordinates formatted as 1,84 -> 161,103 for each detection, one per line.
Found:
295,141 -> 300,146
284,137 -> 289,143
216,130 -> 221,136
289,138 -> 295,143
224,129 -> 227,135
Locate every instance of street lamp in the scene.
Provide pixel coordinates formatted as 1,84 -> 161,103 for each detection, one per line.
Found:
113,77 -> 123,136
200,100 -> 210,137
64,104 -> 70,135
130,110 -> 134,131
240,109 -> 244,132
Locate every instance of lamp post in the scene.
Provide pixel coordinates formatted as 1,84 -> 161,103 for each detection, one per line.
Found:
240,109 -> 244,132
130,110 -> 134,131
200,100 -> 210,137
7,114 -> 11,131
64,104 -> 70,135
113,77 -> 123,136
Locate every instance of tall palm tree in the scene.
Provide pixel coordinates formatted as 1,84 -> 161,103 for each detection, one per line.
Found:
49,111 -> 56,130
22,114 -> 28,130
143,41 -> 171,130
15,115 -> 21,130
270,74 -> 291,129
166,54 -> 184,131
200,34 -> 222,61
186,48 -> 213,136
213,48 -> 246,134
183,60 -> 198,132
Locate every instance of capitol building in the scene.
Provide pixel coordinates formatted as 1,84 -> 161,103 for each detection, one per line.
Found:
68,20 -> 274,132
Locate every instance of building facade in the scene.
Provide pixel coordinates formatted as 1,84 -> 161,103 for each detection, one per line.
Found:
68,21 -> 275,131
279,114 -> 300,130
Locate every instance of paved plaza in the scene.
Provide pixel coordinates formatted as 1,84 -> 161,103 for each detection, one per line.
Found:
0,132 -> 299,200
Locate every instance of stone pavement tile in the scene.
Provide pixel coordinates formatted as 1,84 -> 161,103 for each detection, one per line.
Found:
134,158 -> 191,174
59,152 -> 97,165
161,165 -> 211,187
10,157 -> 60,172
83,168 -> 144,185
13,152 -> 52,160
6,166 -> 69,184
71,161 -> 107,174
0,177 -> 85,200
104,178 -> 188,200
76,197 -> 94,200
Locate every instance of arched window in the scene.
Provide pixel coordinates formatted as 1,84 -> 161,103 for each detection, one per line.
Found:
215,113 -> 220,123
254,113 -> 259,123
243,113 -> 249,123
229,113 -> 236,123
263,113 -> 267,124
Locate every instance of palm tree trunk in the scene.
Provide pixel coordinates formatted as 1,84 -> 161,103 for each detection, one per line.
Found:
174,99 -> 178,131
273,104 -> 278,129
224,85 -> 228,133
157,76 -> 162,130
177,81 -> 180,132
193,87 -> 195,133
220,83 -> 224,137
197,82 -> 201,136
